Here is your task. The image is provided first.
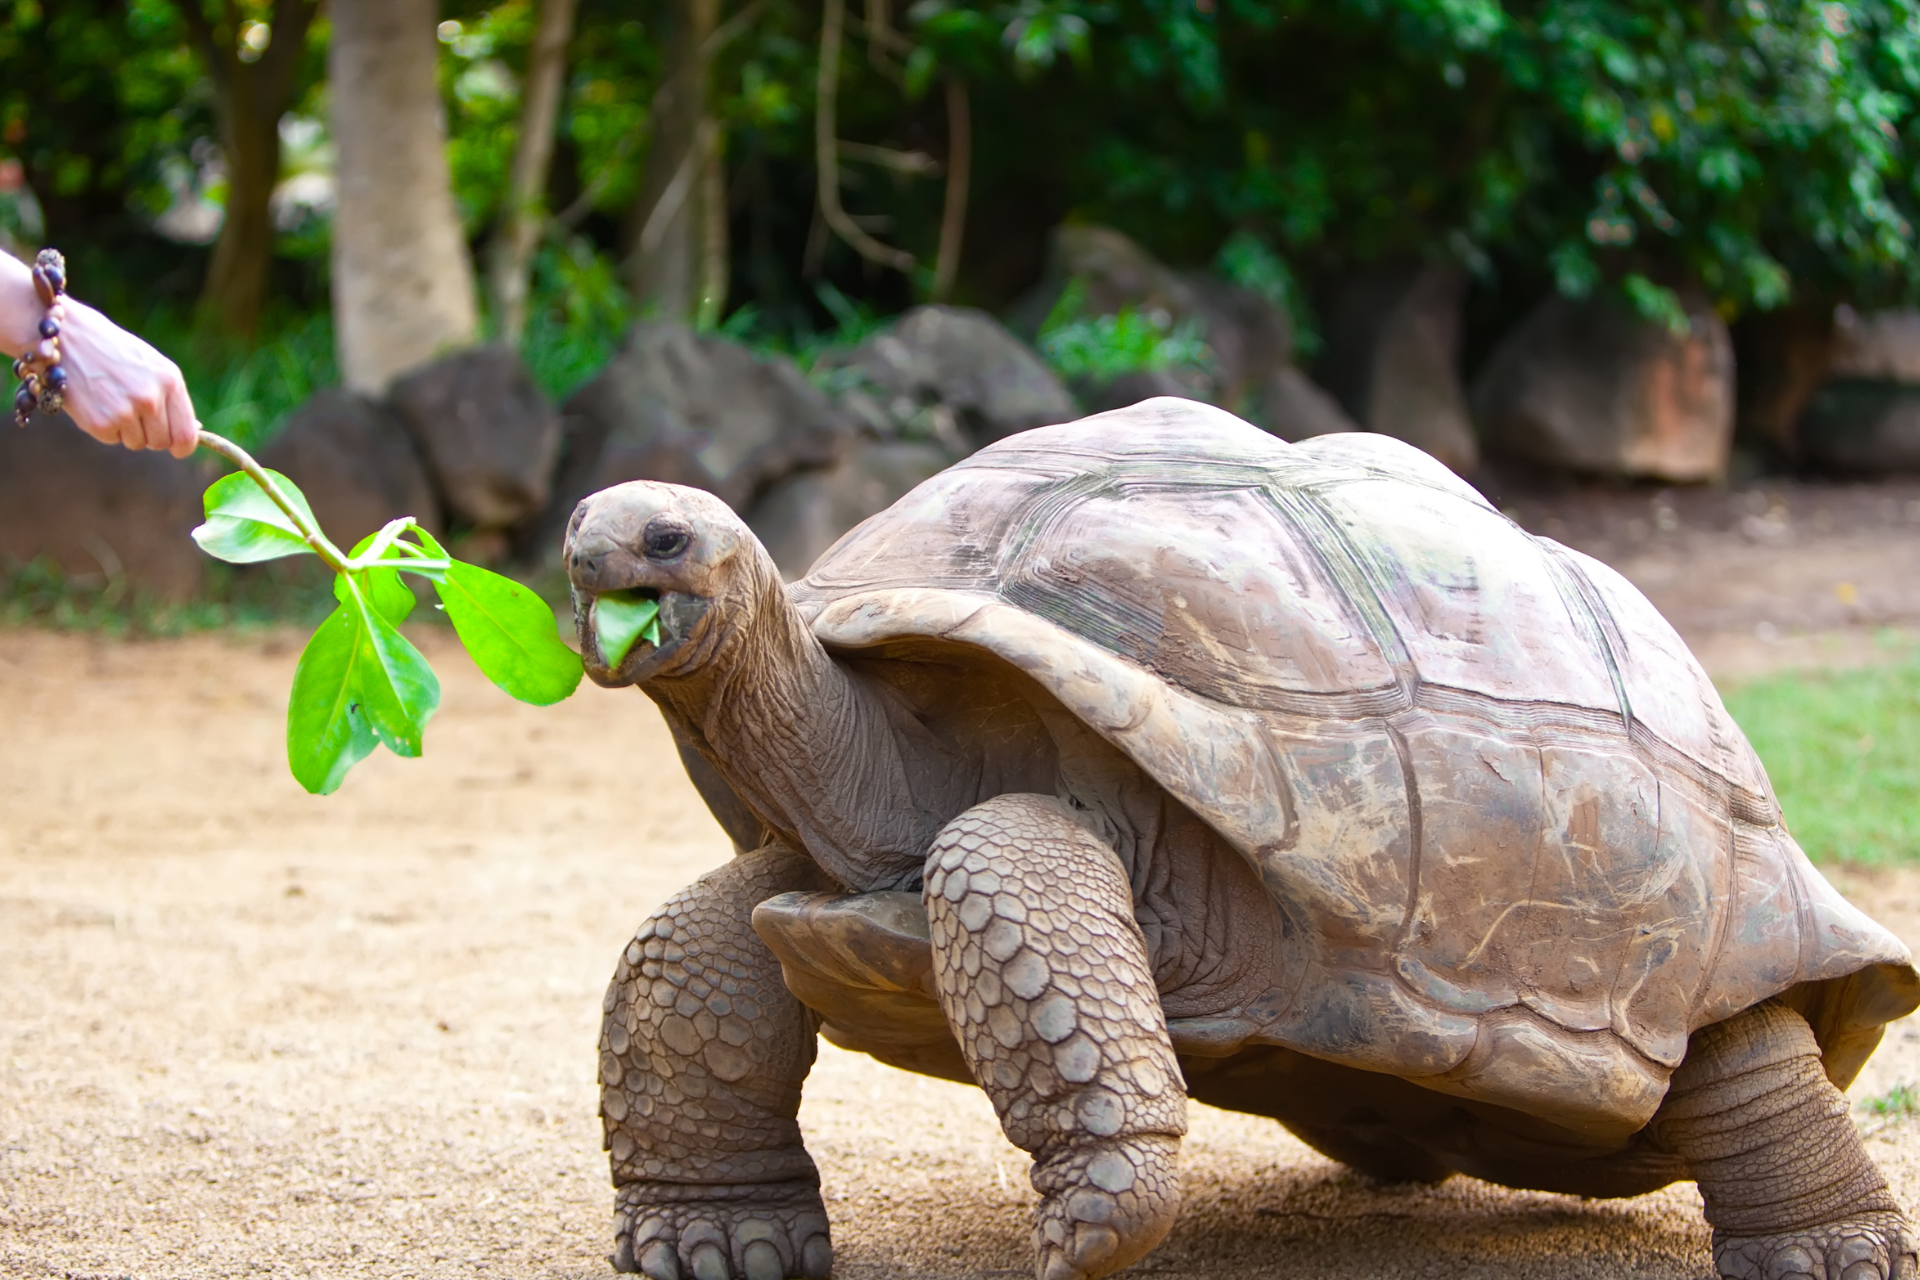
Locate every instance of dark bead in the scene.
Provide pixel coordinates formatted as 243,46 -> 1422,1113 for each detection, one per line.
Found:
10,358 -> 25,381
38,316 -> 58,339
45,364 -> 67,391
15,384 -> 36,417
44,264 -> 64,293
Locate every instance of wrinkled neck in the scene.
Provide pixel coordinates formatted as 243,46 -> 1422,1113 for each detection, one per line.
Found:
646,561 -> 932,890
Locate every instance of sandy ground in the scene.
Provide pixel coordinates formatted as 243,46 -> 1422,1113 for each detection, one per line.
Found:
7,479 -> 1920,1280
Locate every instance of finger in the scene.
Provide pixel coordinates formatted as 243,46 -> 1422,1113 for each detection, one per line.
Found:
128,391 -> 166,452
163,376 -> 200,458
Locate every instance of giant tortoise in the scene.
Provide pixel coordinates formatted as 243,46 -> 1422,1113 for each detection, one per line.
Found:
564,398 -> 1920,1280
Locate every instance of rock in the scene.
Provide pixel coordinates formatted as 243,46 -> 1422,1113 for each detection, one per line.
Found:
563,323 -> 851,511
747,441 -> 953,579
825,306 -> 1075,448
387,344 -> 561,530
1795,380 -> 1920,472
1471,290 -> 1734,482
1015,225 -> 1293,407
1317,263 -> 1480,473
1828,306 -> 1920,380
260,389 -> 442,548
1074,368 -> 1209,416
1734,303 -> 1833,458
0,413 -> 207,600
1253,365 -> 1359,441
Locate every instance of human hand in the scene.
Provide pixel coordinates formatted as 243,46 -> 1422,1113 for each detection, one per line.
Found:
53,299 -> 201,458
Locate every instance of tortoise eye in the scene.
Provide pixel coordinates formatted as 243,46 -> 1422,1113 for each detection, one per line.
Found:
642,516 -> 692,560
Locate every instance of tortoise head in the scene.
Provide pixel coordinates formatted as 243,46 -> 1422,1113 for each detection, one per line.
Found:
564,481 -> 778,687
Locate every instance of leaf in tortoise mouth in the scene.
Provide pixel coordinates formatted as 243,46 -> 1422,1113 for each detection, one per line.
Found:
594,591 -> 663,667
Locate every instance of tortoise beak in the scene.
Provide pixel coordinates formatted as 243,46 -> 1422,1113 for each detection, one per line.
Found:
567,533 -> 712,687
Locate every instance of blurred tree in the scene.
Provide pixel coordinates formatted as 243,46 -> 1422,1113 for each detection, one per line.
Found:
487,0 -> 581,342
329,0 -> 477,392
626,0 -> 723,322
906,0 -> 1920,325
172,0 -> 322,339
0,0 -> 210,299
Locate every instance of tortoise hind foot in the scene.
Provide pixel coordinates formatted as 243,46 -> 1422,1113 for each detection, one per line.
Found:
1713,1212 -> 1917,1280
1031,1135 -> 1181,1280
611,1179 -> 832,1280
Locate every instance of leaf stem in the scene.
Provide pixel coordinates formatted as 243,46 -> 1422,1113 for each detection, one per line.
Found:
196,429 -> 351,573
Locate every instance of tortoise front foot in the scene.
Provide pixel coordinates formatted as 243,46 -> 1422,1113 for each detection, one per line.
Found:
925,793 -> 1189,1280
612,1179 -> 833,1280
1712,1212 -> 1916,1280
1031,1136 -> 1181,1280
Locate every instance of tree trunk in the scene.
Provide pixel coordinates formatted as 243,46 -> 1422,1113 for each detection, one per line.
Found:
930,74 -> 970,303
329,0 -> 478,394
625,0 -> 719,321
487,0 -> 580,344
178,0 -> 320,339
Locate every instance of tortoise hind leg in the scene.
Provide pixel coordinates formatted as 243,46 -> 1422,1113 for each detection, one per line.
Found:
1652,1000 -> 1916,1280
925,793 -> 1187,1280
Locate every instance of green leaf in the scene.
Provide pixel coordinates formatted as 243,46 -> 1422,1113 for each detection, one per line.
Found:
595,590 -> 663,668
336,532 -> 418,626
285,605 -> 378,795
434,560 -> 584,705
192,468 -> 321,564
408,527 -> 581,705
342,580 -> 441,758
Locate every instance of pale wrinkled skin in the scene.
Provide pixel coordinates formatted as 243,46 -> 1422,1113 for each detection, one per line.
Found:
565,403 -> 1919,1280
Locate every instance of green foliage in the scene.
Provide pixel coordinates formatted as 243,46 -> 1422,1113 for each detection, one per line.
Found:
1722,648 -> 1920,866
1036,278 -> 1213,383
1214,229 -> 1318,356
519,234 -> 633,400
143,311 -> 338,452
1865,1082 -> 1920,1119
193,450 -> 582,794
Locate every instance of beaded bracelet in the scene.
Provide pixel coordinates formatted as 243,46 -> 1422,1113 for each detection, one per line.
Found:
13,248 -> 67,427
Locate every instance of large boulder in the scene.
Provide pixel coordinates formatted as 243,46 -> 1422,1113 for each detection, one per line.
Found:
747,441 -> 953,579
1734,303 -> 1833,458
1471,290 -> 1734,482
260,389 -> 442,547
1253,365 -> 1360,442
1014,225 -> 1295,408
1318,263 -> 1480,473
388,344 -> 561,530
1789,305 -> 1920,472
1828,305 -> 1920,380
823,306 -> 1075,448
563,323 -> 851,510
1073,367 -> 1209,416
1794,380 -> 1920,473
0,413 -> 207,600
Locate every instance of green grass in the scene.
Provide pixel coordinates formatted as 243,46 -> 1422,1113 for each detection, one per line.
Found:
1722,647 -> 1920,866
0,555 -> 339,637
1863,1082 -> 1920,1119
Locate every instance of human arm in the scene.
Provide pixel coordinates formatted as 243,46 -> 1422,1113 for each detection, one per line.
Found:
0,251 -> 200,458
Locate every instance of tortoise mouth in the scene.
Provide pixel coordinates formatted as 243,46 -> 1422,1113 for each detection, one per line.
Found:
578,585 -> 684,687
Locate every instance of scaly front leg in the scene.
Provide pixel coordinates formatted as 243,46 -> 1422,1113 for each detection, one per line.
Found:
601,844 -> 836,1280
925,793 -> 1187,1280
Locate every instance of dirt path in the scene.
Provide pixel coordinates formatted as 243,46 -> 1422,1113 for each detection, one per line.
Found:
5,482 -> 1920,1280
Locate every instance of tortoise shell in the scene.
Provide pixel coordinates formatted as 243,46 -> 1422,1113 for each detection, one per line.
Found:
782,398 -> 1919,1141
